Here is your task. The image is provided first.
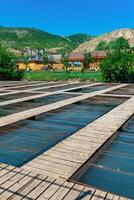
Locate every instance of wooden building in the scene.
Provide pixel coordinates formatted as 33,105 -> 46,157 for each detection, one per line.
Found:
17,51 -> 106,71
69,51 -> 106,71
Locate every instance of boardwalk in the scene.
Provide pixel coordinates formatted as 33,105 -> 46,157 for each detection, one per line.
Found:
0,81 -> 133,199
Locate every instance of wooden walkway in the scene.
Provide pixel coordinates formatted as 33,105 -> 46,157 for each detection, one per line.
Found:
0,164 -> 129,200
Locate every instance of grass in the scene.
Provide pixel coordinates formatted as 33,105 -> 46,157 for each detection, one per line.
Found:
24,71 -> 102,82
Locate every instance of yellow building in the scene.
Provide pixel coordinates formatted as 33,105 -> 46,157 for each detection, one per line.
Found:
18,60 -> 64,71
17,51 -> 106,71
17,60 -> 44,71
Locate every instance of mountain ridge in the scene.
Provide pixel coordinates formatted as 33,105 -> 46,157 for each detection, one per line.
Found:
74,28 -> 134,52
0,27 -> 92,52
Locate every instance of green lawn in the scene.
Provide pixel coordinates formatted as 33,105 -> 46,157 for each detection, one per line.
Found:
24,71 -> 102,81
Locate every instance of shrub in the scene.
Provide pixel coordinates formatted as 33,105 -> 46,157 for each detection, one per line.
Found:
95,37 -> 130,51
100,49 -> 134,83
0,47 -> 23,80
61,52 -> 70,72
95,41 -> 108,50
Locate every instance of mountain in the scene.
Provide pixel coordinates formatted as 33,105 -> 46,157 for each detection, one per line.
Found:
0,27 -> 92,52
74,28 -> 134,52
67,34 -> 93,44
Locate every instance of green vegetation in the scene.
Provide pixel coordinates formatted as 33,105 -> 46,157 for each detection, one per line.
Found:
22,54 -> 30,70
68,34 -> 93,44
43,52 -> 49,65
95,41 -> 108,50
24,71 -> 102,81
61,52 -> 70,72
81,51 -> 93,74
100,49 -> 134,83
0,27 -> 92,51
108,37 -> 130,49
0,46 -> 23,80
95,37 -> 130,50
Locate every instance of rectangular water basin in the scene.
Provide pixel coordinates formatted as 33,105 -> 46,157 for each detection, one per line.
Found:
105,84 -> 134,95
7,82 -> 60,90
66,84 -> 115,93
0,93 -> 78,116
0,90 -> 13,94
0,96 -> 127,167
70,116 -> 134,199
34,83 -> 91,92
0,92 -> 40,103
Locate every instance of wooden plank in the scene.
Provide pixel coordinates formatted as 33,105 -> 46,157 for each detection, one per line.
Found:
100,93 -> 133,98
25,161 -> 74,177
22,176 -> 55,200
22,165 -> 60,179
105,193 -> 114,200
0,170 -> 30,198
2,82 -> 54,90
49,181 -> 75,200
28,81 -> 98,91
90,190 -> 107,200
27,81 -> 79,91
8,174 -> 46,200
62,184 -> 85,200
31,158 -> 77,172
37,155 -> 79,168
112,195 -> 120,200
36,178 -> 65,200
76,187 -> 95,200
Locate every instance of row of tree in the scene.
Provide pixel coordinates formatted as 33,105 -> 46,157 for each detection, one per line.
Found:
99,38 -> 134,83
95,37 -> 130,50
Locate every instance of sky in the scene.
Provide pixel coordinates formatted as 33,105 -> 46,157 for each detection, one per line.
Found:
0,0 -> 133,36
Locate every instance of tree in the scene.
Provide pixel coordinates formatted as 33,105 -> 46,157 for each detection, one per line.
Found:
95,41 -> 108,50
82,51 -> 93,73
95,38 -> 130,51
23,54 -> 30,70
100,49 -> 134,83
61,52 -> 70,72
0,46 -> 23,80
108,37 -> 130,50
43,52 -> 49,65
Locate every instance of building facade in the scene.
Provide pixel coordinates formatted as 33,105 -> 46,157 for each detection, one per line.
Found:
17,51 -> 106,71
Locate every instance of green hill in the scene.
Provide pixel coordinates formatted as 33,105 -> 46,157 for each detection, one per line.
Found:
67,34 -> 93,44
0,27 -> 92,51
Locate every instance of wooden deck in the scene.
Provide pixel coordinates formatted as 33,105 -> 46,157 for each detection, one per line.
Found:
0,81 -> 133,199
0,164 -> 129,200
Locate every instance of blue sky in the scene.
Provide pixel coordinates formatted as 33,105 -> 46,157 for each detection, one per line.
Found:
0,0 -> 133,36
